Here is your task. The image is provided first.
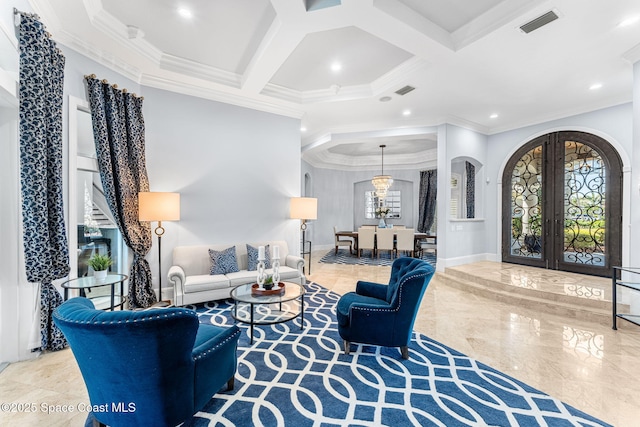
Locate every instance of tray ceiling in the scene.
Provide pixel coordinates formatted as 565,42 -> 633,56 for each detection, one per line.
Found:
29,0 -> 640,169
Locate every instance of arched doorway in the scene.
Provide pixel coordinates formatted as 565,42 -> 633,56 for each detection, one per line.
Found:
501,131 -> 622,277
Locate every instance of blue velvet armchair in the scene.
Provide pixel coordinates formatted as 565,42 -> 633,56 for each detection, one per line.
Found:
336,257 -> 435,359
53,297 -> 240,427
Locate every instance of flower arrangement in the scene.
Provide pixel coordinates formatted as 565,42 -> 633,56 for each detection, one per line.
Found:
375,206 -> 390,217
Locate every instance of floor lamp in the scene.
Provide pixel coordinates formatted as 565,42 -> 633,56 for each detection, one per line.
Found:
290,197 -> 317,275
139,192 -> 180,304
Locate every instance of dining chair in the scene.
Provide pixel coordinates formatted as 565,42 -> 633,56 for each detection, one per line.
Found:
396,228 -> 416,257
334,226 -> 353,255
420,236 -> 437,258
376,228 -> 395,259
357,227 -> 376,258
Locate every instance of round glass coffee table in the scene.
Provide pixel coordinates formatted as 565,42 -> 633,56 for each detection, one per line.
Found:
230,281 -> 305,344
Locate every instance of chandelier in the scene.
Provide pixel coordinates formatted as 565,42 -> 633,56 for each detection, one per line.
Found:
371,144 -> 393,200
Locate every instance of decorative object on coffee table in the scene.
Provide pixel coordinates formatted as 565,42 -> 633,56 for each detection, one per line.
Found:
251,281 -> 285,296
271,245 -> 280,288
256,245 -> 267,289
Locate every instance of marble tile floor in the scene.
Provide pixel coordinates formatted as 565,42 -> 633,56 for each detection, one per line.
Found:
1,252 -> 639,426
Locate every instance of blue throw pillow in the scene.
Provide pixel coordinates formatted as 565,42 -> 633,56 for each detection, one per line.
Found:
209,246 -> 239,275
247,244 -> 271,271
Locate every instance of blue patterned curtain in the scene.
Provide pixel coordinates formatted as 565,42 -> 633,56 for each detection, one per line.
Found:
18,12 -> 69,351
466,161 -> 475,219
84,77 -> 156,308
417,170 -> 437,233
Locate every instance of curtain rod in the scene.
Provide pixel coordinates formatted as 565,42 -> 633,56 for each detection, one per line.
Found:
84,74 -> 144,99
13,7 -> 41,21
14,8 -> 54,40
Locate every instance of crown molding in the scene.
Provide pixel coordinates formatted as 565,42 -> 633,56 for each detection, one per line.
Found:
56,31 -> 142,83
140,74 -> 304,119
485,99 -> 630,135
623,42 -> 640,64
370,56 -> 428,95
85,4 -> 162,65
160,54 -> 242,88
303,148 -> 437,170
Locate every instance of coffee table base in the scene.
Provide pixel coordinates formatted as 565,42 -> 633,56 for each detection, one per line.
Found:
230,282 -> 305,344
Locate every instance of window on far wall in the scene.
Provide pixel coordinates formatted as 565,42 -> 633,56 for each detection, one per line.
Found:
365,190 -> 401,219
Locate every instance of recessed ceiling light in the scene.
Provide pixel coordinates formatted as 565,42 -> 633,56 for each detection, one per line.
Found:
402,109 -> 411,116
300,126 -> 307,132
330,62 -> 342,72
379,96 -> 392,102
490,113 -> 499,119
589,83 -> 603,90
177,7 -> 193,19
618,16 -> 639,27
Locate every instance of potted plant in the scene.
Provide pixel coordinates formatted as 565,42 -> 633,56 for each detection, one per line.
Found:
264,275 -> 274,290
88,253 -> 112,280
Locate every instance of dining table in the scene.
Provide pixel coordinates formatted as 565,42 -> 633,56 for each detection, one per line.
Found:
335,230 -> 436,256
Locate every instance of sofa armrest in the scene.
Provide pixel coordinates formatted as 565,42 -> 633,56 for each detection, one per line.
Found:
168,265 -> 186,302
285,254 -> 305,274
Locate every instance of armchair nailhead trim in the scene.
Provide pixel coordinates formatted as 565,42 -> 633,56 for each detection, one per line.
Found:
193,328 -> 241,360
55,309 -> 197,325
350,272 -> 430,315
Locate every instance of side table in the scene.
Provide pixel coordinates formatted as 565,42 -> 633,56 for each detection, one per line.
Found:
61,274 -> 128,311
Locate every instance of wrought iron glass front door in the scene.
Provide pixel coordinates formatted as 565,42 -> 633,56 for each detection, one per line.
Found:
502,131 -> 622,277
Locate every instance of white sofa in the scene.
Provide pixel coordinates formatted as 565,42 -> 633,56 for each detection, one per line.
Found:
168,240 -> 305,306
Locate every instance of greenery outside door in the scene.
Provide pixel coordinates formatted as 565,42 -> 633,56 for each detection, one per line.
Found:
502,131 -> 622,277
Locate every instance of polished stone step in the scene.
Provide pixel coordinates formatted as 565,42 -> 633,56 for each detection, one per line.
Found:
440,261 -> 623,326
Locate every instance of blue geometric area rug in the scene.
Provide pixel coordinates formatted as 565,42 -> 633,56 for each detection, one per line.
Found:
319,250 -> 436,267
183,283 -> 610,427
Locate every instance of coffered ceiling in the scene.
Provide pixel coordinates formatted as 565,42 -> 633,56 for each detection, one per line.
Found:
28,0 -> 640,170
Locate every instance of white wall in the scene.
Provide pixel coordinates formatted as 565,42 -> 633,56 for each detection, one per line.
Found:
142,87 -> 302,292
440,124 -> 489,266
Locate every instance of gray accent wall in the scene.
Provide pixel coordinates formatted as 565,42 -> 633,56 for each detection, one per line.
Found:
142,87 -> 302,282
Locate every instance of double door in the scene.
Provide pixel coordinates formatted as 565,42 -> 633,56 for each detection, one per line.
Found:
501,131 -> 622,277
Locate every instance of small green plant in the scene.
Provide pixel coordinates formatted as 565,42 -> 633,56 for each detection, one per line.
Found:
88,253 -> 112,271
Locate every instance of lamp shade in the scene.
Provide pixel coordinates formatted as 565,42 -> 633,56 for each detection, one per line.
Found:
138,192 -> 181,221
290,197 -> 317,220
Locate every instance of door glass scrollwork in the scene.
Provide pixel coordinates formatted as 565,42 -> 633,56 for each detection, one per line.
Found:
509,146 -> 543,258
563,141 -> 606,266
